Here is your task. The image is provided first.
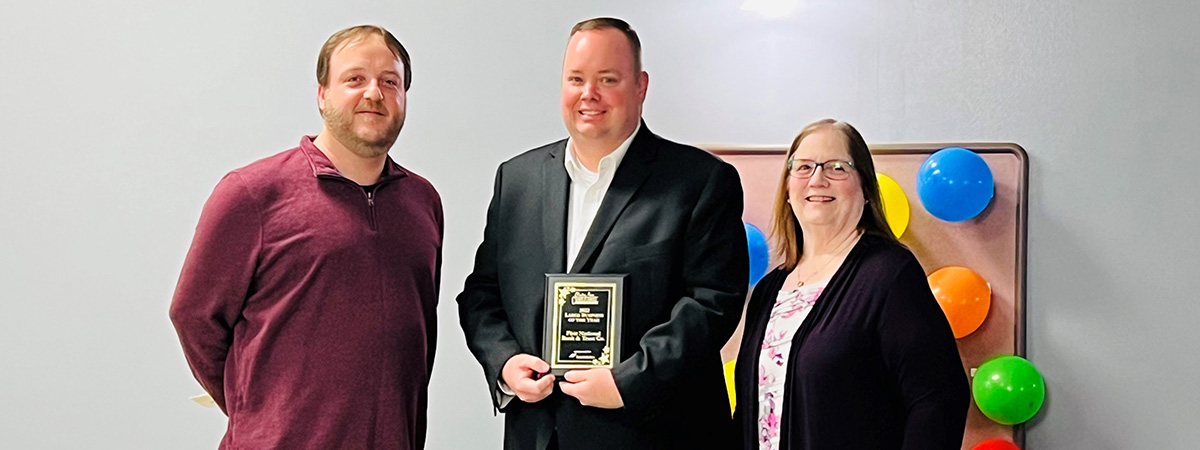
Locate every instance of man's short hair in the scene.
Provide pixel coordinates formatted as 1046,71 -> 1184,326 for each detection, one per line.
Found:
317,25 -> 412,91
570,17 -> 642,74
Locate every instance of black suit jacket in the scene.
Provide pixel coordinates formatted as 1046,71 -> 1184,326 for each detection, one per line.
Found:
458,123 -> 748,450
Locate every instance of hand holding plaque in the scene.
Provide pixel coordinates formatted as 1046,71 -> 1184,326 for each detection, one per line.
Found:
501,354 -> 555,403
543,274 -> 625,376
560,367 -> 624,408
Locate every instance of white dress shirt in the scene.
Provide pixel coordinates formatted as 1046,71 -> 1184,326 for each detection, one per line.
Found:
563,125 -> 639,269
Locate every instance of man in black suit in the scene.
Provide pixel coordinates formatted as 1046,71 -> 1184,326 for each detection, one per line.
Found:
457,17 -> 748,450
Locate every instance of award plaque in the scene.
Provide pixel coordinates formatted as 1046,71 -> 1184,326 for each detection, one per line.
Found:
543,274 -> 625,376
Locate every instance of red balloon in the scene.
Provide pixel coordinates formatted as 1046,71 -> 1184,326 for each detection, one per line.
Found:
972,438 -> 1021,450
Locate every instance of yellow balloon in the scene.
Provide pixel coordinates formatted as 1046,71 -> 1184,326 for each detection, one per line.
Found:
724,360 -> 736,412
876,173 -> 910,238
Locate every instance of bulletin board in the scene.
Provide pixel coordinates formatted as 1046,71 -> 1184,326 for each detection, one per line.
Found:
709,143 -> 1029,449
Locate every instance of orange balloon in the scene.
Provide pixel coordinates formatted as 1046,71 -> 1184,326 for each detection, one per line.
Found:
928,266 -> 991,339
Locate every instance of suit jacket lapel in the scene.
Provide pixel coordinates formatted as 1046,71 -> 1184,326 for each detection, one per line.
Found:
543,141 -> 569,274
569,126 -> 658,273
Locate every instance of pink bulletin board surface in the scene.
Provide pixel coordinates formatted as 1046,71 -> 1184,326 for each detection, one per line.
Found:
708,143 -> 1029,449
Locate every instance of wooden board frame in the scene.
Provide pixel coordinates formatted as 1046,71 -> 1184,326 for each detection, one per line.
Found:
708,143 -> 1029,449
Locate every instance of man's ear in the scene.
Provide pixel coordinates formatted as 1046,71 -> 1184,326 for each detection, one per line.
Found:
316,84 -> 327,112
637,71 -> 649,101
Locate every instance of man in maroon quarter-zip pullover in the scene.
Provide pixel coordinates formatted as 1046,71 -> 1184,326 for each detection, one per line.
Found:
170,25 -> 442,450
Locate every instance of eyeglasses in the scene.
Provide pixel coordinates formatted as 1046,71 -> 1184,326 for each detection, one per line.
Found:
787,158 -> 857,180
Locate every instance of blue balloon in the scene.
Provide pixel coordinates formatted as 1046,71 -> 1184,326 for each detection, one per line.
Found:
745,223 -> 769,286
916,147 -> 995,222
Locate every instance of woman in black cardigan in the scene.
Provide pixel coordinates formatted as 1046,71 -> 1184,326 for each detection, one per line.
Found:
733,119 -> 969,450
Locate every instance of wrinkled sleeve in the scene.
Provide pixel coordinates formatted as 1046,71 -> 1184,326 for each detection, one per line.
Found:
168,172 -> 261,414
612,162 -> 748,422
878,259 -> 971,450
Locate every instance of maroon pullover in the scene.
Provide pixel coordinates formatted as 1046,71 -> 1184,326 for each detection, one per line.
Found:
170,136 -> 442,449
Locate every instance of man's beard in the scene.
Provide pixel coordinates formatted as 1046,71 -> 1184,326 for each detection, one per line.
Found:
321,101 -> 405,158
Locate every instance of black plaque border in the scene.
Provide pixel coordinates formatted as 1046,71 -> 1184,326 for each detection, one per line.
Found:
543,273 -> 626,376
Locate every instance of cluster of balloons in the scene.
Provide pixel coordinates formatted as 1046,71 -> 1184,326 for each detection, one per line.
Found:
874,146 -> 995,241
737,147 -> 1042,442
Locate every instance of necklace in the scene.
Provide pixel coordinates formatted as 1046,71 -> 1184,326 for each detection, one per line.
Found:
786,232 -> 862,291
787,256 -> 840,292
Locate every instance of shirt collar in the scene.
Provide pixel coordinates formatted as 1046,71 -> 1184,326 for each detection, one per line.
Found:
299,135 -> 408,181
564,122 -> 641,178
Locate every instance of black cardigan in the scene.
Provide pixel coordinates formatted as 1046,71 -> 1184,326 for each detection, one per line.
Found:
733,234 -> 969,450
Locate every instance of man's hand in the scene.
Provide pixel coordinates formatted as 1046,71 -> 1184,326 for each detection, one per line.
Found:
560,368 -> 624,409
501,354 -> 555,403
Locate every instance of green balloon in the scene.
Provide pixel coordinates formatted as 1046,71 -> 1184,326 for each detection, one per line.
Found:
972,355 -> 1046,425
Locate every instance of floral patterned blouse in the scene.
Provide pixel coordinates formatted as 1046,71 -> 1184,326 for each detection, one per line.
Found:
757,280 -> 828,450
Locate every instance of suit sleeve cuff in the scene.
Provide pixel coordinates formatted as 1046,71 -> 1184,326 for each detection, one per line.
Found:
495,377 -> 516,410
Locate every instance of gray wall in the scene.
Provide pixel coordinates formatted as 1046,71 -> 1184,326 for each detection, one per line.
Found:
1,1 -> 1196,448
